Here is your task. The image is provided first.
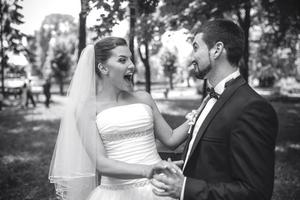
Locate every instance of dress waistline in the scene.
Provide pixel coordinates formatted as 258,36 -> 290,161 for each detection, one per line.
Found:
99,178 -> 149,190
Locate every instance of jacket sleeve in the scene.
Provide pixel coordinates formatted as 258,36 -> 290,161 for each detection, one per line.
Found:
184,100 -> 278,200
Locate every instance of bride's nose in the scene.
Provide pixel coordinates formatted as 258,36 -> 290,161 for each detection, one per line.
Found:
127,62 -> 136,72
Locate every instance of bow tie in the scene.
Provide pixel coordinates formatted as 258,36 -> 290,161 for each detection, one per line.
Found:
206,87 -> 220,99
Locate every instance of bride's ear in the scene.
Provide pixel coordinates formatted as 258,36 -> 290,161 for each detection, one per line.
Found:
97,63 -> 109,75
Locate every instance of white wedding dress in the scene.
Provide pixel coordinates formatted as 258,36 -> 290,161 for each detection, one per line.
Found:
87,103 -> 173,200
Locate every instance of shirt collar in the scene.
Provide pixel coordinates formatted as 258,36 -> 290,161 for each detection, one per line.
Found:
208,69 -> 240,95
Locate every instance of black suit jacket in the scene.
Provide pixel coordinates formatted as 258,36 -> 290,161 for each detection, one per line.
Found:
182,76 -> 278,200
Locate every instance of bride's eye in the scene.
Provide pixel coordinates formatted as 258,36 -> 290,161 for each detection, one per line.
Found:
118,58 -> 127,63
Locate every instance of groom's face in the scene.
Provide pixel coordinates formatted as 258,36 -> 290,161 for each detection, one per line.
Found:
191,33 -> 212,79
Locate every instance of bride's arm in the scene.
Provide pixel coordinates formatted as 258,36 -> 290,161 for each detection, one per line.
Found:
135,91 -> 190,150
88,132 -> 154,179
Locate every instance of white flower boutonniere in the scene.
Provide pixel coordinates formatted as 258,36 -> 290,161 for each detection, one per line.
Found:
185,109 -> 199,134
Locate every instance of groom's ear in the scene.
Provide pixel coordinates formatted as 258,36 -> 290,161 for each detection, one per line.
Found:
98,63 -> 109,75
212,41 -> 224,60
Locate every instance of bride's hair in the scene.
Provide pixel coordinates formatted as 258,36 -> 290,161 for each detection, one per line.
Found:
94,37 -> 127,77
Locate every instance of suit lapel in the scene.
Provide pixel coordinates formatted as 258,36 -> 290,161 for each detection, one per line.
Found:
185,76 -> 246,165
182,96 -> 210,160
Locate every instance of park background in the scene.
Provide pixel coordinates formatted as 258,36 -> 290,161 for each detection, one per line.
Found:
0,0 -> 300,199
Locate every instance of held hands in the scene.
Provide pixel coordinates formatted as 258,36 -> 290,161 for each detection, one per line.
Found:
149,158 -> 185,199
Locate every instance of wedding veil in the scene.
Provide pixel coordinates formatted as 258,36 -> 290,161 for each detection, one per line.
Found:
49,45 -> 99,200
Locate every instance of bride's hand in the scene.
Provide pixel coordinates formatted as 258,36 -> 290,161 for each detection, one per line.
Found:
145,159 -> 184,179
143,164 -> 157,179
143,162 -> 168,179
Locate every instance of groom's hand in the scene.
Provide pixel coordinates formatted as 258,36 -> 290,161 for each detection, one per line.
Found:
151,160 -> 185,199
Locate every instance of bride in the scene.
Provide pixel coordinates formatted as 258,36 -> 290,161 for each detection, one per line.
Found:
49,37 -> 190,200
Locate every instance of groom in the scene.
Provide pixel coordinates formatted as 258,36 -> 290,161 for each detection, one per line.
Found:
152,19 -> 278,200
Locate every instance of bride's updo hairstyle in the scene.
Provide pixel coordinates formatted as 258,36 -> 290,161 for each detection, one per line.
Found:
94,37 -> 127,77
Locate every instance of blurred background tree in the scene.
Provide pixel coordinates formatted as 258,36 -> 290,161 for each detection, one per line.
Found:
48,41 -> 73,95
159,0 -> 300,85
0,0 -> 27,94
91,0 -> 126,38
78,0 -> 90,60
160,48 -> 178,90
3,0 -> 299,97
36,14 -> 77,77
136,13 -> 164,93
25,35 -> 39,76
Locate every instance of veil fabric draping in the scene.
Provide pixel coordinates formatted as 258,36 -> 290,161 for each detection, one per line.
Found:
49,45 -> 99,200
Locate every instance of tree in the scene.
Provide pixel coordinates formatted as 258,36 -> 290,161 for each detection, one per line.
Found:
159,0 -> 300,82
49,41 -> 73,95
160,48 -> 178,90
36,14 -> 77,94
37,14 -> 77,73
136,13 -> 164,93
0,0 -> 26,94
159,0 -> 252,81
78,0 -> 90,60
26,35 -> 40,76
134,0 -> 161,93
91,0 -> 126,38
261,0 -> 300,46
258,0 -> 300,78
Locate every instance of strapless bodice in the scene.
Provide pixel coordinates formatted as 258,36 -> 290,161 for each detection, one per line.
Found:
96,103 -> 161,187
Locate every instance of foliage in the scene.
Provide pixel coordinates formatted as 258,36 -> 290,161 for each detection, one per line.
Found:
50,43 -> 73,77
135,12 -> 164,53
0,0 -> 26,54
90,0 -> 127,38
160,48 -> 177,76
136,11 -> 165,92
25,35 -> 40,76
0,0 -> 27,93
261,0 -> 300,46
250,0 -> 300,79
36,14 -> 77,72
46,36 -> 75,94
160,48 -> 178,89
159,0 -> 300,81
134,0 -> 163,93
159,0 -> 253,81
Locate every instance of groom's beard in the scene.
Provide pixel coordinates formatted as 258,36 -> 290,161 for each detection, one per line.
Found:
194,51 -> 212,79
194,64 -> 212,79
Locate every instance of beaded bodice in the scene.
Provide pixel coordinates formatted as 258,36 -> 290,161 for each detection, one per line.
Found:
96,103 -> 161,187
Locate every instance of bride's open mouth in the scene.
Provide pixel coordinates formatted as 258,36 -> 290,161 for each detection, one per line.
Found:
124,72 -> 134,85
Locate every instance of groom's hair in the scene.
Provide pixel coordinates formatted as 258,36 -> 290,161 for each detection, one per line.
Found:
195,19 -> 245,67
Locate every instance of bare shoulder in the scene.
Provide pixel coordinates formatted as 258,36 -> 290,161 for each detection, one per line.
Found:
132,90 -> 155,108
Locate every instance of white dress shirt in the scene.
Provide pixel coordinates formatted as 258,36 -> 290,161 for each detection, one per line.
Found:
180,70 -> 240,200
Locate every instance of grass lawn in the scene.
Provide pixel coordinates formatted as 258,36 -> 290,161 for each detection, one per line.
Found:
0,95 -> 299,200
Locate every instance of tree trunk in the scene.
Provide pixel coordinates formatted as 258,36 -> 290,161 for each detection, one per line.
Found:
0,52 -> 4,95
59,78 -> 64,95
237,1 -> 251,82
129,0 -> 136,64
169,73 -> 173,90
78,0 -> 88,60
138,42 -> 151,93
0,8 -> 4,95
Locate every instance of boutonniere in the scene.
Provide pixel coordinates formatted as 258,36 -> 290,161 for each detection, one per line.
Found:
185,109 -> 199,134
